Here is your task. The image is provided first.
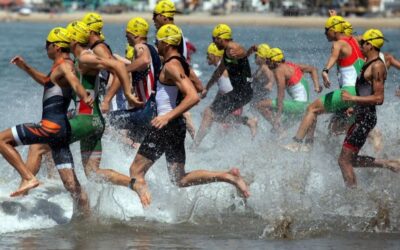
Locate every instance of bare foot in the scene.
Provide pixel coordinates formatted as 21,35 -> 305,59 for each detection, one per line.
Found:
229,168 -> 250,198
383,159 -> 400,173
247,118 -> 258,139
10,178 -> 40,197
132,179 -> 152,208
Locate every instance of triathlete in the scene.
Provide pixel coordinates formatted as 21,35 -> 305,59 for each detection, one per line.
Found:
194,24 -> 258,147
4,27 -> 92,215
128,24 -> 250,207
256,48 -> 321,133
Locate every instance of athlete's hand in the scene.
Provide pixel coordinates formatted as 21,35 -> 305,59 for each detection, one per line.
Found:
84,95 -> 94,108
322,71 -> 331,88
328,9 -> 337,17
314,84 -> 323,93
247,45 -> 258,56
201,89 -> 208,99
151,114 -> 170,129
10,56 -> 26,68
341,90 -> 353,102
100,101 -> 110,113
126,94 -> 144,107
345,107 -> 354,117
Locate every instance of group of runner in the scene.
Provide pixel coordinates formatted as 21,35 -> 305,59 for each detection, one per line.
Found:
1,2 -> 400,216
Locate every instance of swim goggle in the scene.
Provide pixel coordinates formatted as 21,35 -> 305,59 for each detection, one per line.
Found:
153,11 -> 176,19
45,40 -> 69,49
359,37 -> 388,47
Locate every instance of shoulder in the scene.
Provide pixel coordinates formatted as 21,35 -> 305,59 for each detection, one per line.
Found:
372,59 -> 386,72
164,59 -> 183,73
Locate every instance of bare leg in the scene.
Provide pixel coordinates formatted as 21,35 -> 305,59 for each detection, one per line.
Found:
338,147 -> 357,188
129,154 -> 154,207
256,99 -> 274,124
183,112 -> 196,140
0,129 -> 39,196
353,155 -> 400,173
18,144 -> 51,195
194,107 -> 215,147
58,168 -> 90,217
295,99 -> 325,140
168,162 -> 250,198
26,144 -> 51,175
367,128 -> 383,155
82,152 -> 131,187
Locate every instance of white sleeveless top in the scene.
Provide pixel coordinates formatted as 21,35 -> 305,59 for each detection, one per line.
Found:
155,81 -> 179,116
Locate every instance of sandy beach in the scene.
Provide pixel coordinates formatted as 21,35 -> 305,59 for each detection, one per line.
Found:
1,11 -> 400,28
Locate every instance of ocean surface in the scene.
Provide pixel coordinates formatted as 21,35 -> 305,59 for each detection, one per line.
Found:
1,21 -> 400,249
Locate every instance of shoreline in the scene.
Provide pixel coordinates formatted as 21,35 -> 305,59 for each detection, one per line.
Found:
1,11 -> 400,28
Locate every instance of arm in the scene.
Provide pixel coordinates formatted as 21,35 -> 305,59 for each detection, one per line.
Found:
274,68 -> 286,121
10,56 -> 48,85
322,41 -> 342,88
226,42 -> 247,59
385,53 -> 400,70
263,66 -> 275,91
60,63 -> 93,106
342,62 -> 386,105
79,54 -> 143,107
202,60 -> 225,98
246,45 -> 258,57
189,67 -> 203,93
125,44 -> 151,72
297,63 -> 322,93
151,61 -> 200,129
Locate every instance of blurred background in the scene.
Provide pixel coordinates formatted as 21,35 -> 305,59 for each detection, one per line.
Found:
1,0 -> 400,18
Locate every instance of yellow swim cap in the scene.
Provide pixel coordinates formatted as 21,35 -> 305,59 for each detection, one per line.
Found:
256,43 -> 271,58
47,27 -> 71,48
325,16 -> 345,33
125,44 -> 135,60
156,24 -> 182,46
362,29 -> 385,49
67,21 -> 90,44
154,0 -> 176,18
207,42 -> 224,57
82,12 -> 103,33
266,48 -> 284,63
343,20 -> 353,36
212,24 -> 232,39
126,17 -> 149,37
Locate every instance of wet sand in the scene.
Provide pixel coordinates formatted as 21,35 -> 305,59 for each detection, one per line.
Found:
1,11 -> 400,28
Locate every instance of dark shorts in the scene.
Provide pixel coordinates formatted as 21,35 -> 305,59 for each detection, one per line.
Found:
12,119 -> 73,169
210,88 -> 253,119
138,118 -> 186,163
109,95 -> 156,128
109,96 -> 156,141
343,109 -> 377,153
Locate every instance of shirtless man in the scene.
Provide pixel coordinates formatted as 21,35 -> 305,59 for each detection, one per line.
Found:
129,24 -> 250,207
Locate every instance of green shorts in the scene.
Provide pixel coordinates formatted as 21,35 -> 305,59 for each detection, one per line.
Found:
69,115 -> 105,153
320,86 -> 356,113
271,99 -> 309,114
